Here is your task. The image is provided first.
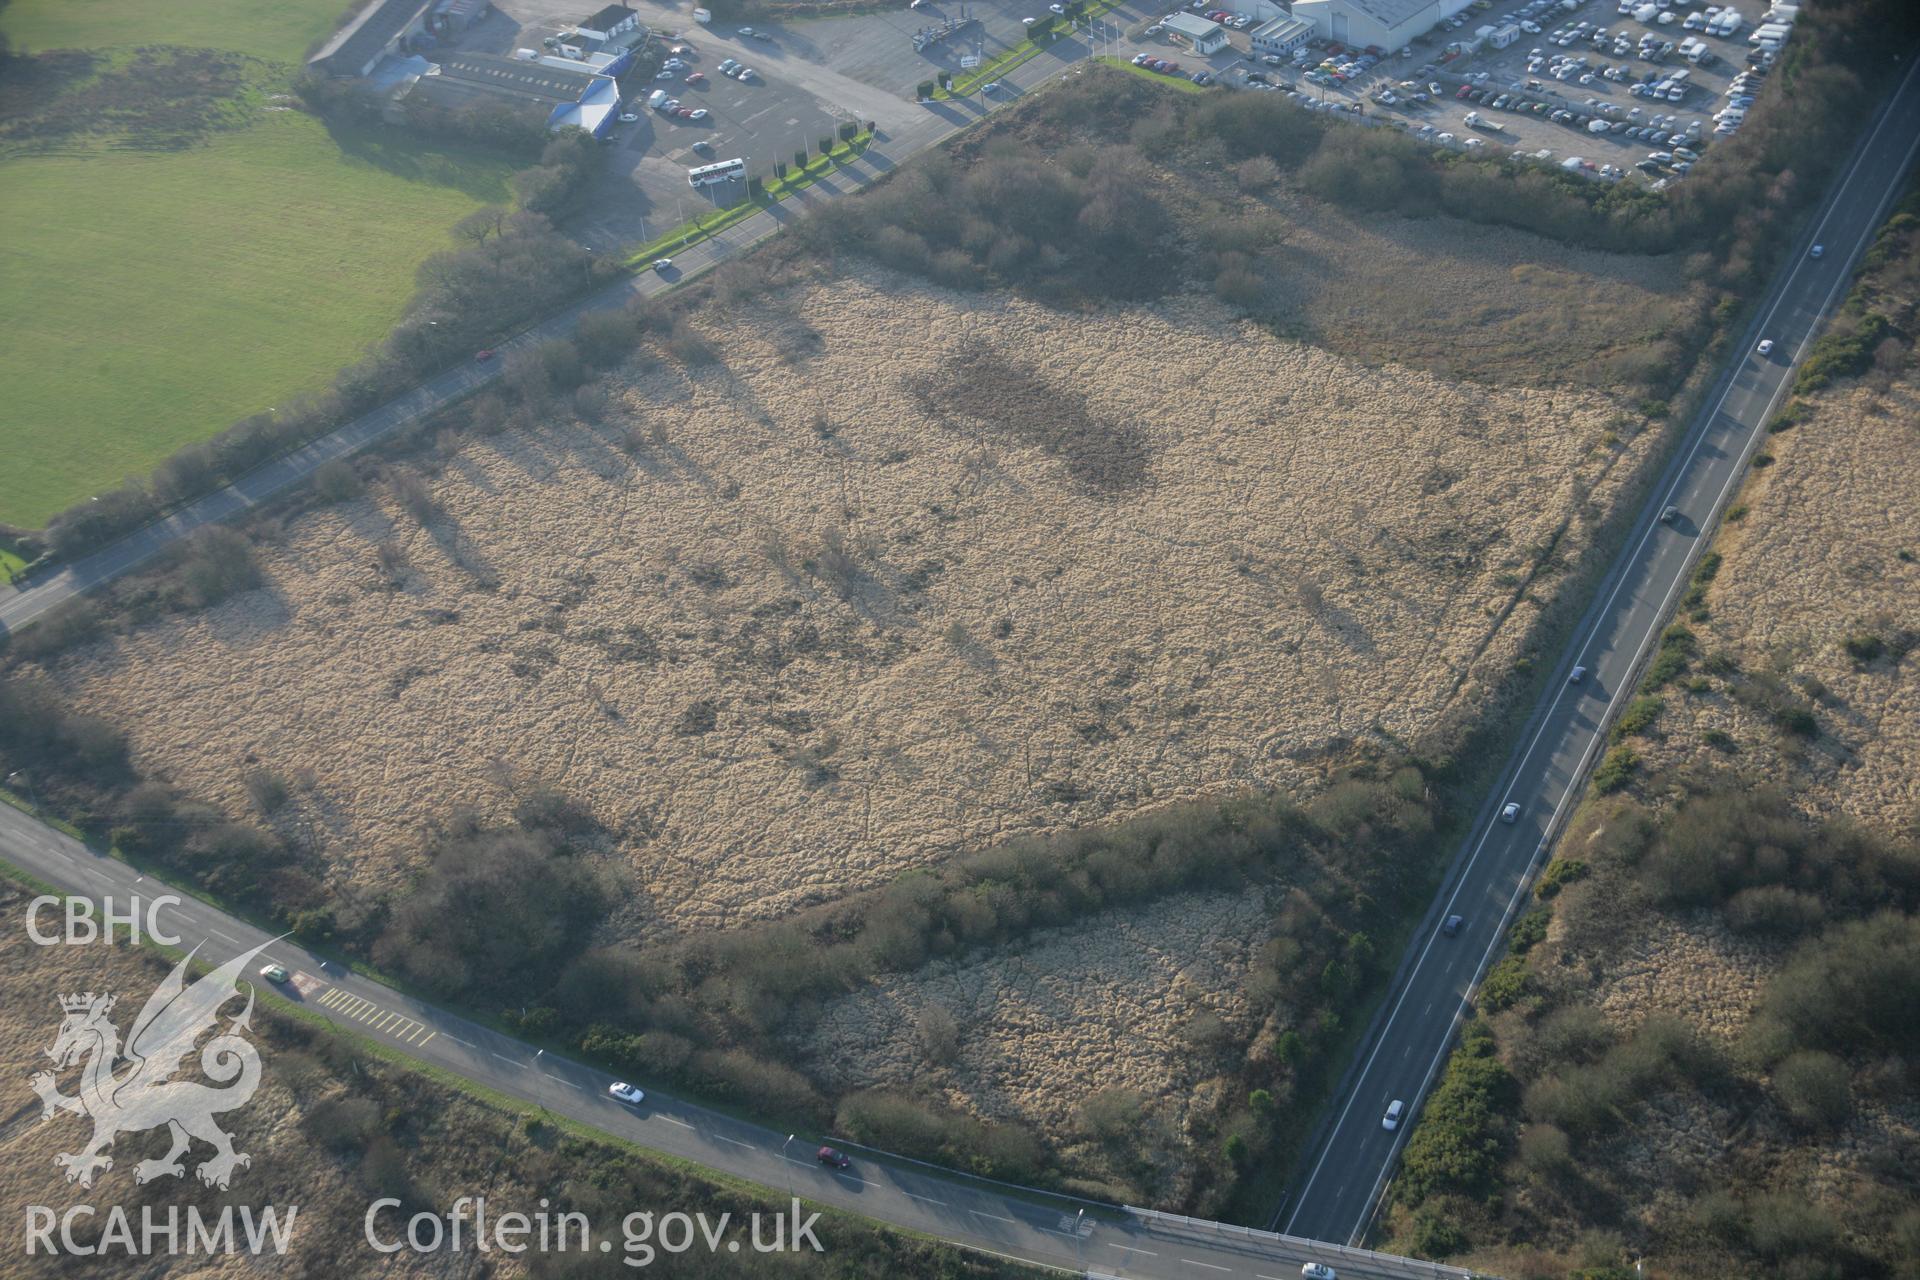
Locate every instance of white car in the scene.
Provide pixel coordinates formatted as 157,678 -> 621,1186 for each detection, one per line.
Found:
652,258 -> 673,273
1757,338 -> 1775,356
1049,2 -> 1065,11
1809,243 -> 1824,258
1302,1266 -> 1338,1280
1382,1099 -> 1405,1131
1501,801 -> 1521,823
736,26 -> 755,36
610,1081 -> 646,1104
619,112 -> 638,122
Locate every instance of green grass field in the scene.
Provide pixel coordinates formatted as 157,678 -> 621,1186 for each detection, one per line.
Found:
1,0 -> 347,64
0,113 -> 514,527
0,0 -> 518,530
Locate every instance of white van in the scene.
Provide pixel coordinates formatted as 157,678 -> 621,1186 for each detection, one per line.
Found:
692,6 -> 712,21
646,88 -> 667,109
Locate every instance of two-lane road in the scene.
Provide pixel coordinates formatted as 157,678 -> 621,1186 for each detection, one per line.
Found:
1,795 -> 1467,1280
1279,56 -> 1920,1246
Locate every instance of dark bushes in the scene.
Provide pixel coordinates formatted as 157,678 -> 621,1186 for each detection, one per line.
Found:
1397,1020 -> 1515,1202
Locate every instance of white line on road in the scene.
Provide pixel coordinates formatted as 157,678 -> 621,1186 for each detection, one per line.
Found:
711,1135 -> 754,1149
902,1192 -> 947,1206
490,1053 -> 518,1065
209,928 -> 238,944
970,1210 -> 1017,1225
1180,1259 -> 1231,1272
539,1072 -> 577,1088
442,1034 -> 474,1048
836,1174 -> 876,1188
658,1116 -> 695,1129
1108,1243 -> 1157,1255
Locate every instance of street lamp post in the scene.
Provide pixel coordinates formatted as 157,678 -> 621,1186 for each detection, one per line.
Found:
782,1133 -> 796,1197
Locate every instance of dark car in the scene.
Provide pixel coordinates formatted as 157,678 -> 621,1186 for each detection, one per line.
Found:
1442,914 -> 1465,938
816,1147 -> 851,1169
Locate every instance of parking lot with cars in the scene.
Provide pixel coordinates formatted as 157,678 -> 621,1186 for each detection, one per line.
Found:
1385,0 -> 1779,181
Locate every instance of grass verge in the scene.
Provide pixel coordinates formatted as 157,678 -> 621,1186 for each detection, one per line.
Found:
626,132 -> 873,265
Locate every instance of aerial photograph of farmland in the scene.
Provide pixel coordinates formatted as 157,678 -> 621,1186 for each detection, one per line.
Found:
2,0 -> 1916,1275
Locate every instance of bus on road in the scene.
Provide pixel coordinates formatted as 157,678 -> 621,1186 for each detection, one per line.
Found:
687,158 -> 746,187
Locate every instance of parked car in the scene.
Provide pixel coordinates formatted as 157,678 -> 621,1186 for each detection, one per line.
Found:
619,112 -> 639,122
609,1082 -> 645,1105
691,139 -> 714,153
474,349 -> 496,362
816,1147 -> 851,1168
685,71 -> 706,84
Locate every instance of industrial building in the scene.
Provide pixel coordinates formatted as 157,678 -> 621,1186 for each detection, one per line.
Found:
1163,12 -> 1232,55
404,51 -> 628,138
1291,0 -> 1442,50
309,0 -> 487,77
1250,15 -> 1314,55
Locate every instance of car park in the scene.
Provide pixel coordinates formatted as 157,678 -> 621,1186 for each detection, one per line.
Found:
610,1082 -> 645,1105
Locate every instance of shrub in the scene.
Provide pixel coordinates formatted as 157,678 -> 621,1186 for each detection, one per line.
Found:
1613,695 -> 1664,740
1398,1021 -> 1516,1202
1749,912 -> 1920,1059
1479,954 -> 1531,1012
1535,858 -> 1589,900
313,458 -> 364,504
1592,745 -> 1639,794
1772,1050 -> 1853,1129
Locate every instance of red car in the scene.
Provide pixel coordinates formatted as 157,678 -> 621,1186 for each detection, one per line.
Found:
685,71 -> 706,85
1456,84 -> 1474,98
474,349 -> 496,362
675,106 -> 694,117
816,1147 -> 851,1169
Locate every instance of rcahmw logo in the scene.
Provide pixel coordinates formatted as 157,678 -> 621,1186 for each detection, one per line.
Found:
22,939 -> 299,1258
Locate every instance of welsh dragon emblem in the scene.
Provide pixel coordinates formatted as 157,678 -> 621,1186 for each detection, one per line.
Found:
29,941 -> 273,1191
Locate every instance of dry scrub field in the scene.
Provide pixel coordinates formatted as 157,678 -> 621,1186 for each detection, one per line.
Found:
42,270 -> 1652,939
1632,377 -> 1920,834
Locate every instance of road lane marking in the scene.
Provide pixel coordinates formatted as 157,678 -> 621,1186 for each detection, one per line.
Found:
490,1053 -> 518,1065
209,928 -> 238,944
658,1116 -> 695,1129
836,1174 -> 875,1188
712,1135 -> 754,1149
1109,1244 -> 1156,1255
1289,73 -> 1920,1239
443,1034 -> 474,1048
1180,1260 -> 1230,1272
970,1211 -> 1016,1224
903,1192 -> 947,1206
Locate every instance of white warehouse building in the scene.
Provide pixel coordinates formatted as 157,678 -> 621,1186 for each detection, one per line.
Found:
1291,0 -> 1441,50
